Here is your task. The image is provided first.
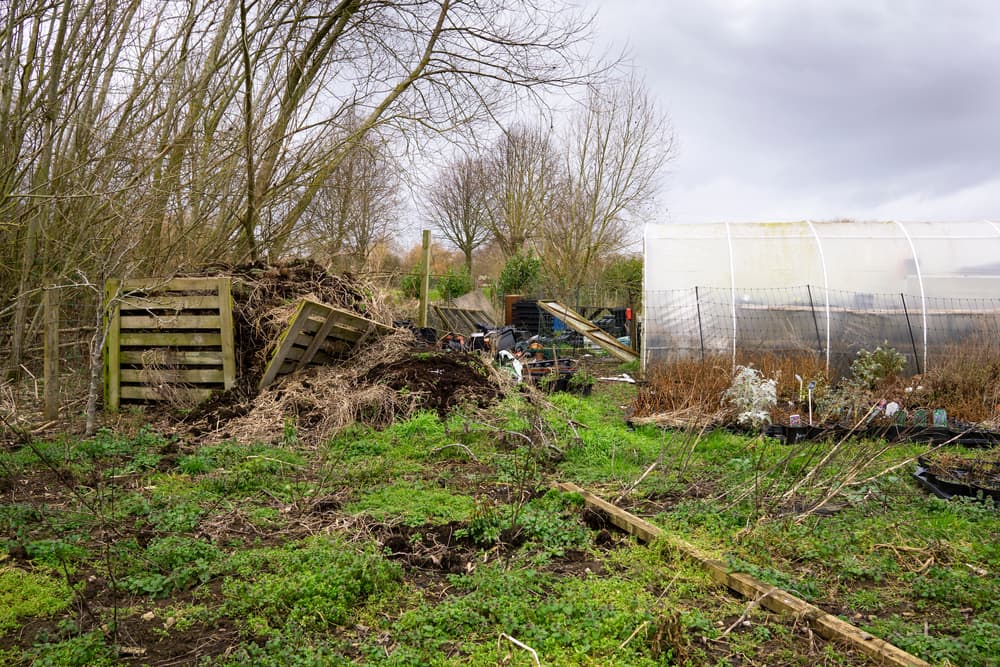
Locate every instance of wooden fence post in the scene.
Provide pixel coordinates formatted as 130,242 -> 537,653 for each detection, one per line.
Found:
104,278 -> 122,412
418,229 -> 431,328
43,286 -> 59,419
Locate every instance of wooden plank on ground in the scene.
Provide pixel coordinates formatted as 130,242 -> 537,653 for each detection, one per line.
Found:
556,482 -> 931,667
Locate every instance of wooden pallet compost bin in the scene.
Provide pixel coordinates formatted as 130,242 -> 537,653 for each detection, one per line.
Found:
104,277 -> 236,410
258,297 -> 395,389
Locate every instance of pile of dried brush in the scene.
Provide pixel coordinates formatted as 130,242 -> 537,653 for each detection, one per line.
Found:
197,259 -> 395,393
173,259 -> 513,444
191,329 -> 509,446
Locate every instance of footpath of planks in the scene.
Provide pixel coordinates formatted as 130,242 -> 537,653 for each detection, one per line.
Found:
556,482 -> 931,667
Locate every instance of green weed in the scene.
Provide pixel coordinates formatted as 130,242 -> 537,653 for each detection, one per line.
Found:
24,631 -> 116,667
0,567 -> 73,632
221,536 -> 401,636
120,536 -> 222,597
347,482 -> 475,526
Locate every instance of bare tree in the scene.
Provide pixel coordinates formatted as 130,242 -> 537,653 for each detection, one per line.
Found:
482,125 -> 560,259
1,0 -> 604,378
294,128 -> 402,271
537,76 -> 673,300
425,154 -> 491,275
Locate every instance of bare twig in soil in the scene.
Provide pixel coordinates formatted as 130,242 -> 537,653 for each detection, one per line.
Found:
429,443 -> 480,463
497,633 -> 541,666
619,620 -> 649,649
719,586 -> 777,638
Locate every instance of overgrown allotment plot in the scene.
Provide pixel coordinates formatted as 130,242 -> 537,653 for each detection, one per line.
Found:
1,375 -> 998,666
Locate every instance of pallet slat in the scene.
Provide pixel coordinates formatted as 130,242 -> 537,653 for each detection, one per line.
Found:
120,350 -> 224,366
122,277 -> 229,292
119,314 -> 222,330
119,295 -> 220,311
120,332 -> 222,347
120,386 -> 216,401
120,368 -> 225,384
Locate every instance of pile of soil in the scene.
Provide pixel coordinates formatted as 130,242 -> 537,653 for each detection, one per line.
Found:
363,352 -> 502,417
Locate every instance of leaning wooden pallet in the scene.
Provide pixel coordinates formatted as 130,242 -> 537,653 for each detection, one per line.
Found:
257,297 -> 395,389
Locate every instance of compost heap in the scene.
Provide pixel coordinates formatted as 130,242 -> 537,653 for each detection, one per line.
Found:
182,259 -> 505,444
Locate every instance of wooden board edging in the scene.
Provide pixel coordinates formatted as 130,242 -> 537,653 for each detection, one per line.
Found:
555,482 -> 930,667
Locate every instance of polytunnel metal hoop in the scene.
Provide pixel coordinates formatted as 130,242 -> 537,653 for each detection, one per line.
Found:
892,220 -> 928,373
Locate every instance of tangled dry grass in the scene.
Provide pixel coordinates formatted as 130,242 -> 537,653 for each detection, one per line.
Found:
635,345 -> 1000,430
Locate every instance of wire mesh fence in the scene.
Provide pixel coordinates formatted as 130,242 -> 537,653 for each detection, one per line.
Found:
644,285 -> 1000,376
1,285 -> 100,383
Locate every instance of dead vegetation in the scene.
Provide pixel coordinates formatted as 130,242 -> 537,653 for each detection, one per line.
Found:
168,260 -> 509,445
635,347 -> 1000,431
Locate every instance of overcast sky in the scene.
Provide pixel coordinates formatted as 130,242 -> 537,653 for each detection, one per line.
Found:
584,0 -> 1000,224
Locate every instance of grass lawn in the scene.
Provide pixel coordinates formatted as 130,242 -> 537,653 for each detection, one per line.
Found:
1,369 -> 997,665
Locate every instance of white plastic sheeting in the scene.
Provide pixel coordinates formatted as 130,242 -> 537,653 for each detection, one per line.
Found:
643,221 -> 1000,374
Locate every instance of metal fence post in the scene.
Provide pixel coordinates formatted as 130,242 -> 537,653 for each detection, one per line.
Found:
900,293 -> 922,375
695,286 -> 705,360
806,285 -> 824,358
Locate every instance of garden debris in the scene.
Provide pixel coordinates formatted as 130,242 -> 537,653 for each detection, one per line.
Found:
536,300 -> 638,363
169,260 -> 509,442
257,298 -> 395,389
914,450 -> 1000,501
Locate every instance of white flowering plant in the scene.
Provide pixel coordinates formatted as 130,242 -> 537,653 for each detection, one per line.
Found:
723,365 -> 777,429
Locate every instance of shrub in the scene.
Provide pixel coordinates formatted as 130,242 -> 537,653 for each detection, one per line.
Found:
497,251 -> 540,296
723,365 -> 777,429
851,342 -> 906,388
437,266 -> 472,301
400,272 -> 421,299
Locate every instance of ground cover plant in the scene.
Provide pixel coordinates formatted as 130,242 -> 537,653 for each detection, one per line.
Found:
2,357 -> 998,665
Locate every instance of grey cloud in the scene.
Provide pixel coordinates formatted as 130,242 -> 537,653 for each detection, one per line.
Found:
592,0 -> 1000,214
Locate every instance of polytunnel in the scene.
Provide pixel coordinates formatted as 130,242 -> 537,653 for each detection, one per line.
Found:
642,220 -> 1000,375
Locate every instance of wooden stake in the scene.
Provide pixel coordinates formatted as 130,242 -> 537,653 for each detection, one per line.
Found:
43,286 -> 59,419
418,229 -> 431,328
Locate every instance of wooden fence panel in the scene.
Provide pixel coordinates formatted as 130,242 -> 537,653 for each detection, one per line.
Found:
105,277 -> 235,410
